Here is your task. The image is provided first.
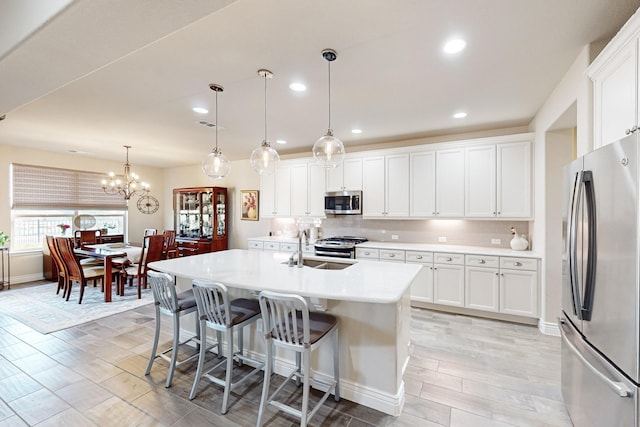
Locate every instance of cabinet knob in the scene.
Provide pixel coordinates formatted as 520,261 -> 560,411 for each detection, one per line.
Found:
416,255 -> 423,260
478,259 -> 485,264
365,252 -> 370,255
495,272 -> 499,276
389,254 -> 395,257
626,126 -> 638,135
445,257 -> 452,261
514,261 -> 522,267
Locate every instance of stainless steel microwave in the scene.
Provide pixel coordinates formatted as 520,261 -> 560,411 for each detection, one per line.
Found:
324,190 -> 362,215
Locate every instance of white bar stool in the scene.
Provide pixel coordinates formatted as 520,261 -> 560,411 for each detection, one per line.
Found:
189,280 -> 265,414
256,291 -> 340,427
145,271 -> 202,388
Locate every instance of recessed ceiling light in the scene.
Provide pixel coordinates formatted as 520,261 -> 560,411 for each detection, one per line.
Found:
351,129 -> 362,134
443,39 -> 466,54
192,107 -> 208,114
289,82 -> 306,92
453,112 -> 467,119
276,139 -> 287,145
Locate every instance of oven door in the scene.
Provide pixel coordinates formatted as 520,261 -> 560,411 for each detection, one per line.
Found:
314,246 -> 355,258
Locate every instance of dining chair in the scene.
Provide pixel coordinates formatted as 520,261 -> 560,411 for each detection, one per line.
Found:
74,229 -> 102,248
256,290 -> 340,427
54,237 -> 120,303
124,234 -> 165,298
144,228 -> 158,237
46,235 -> 67,296
161,230 -> 178,259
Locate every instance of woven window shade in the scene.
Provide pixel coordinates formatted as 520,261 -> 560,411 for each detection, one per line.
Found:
11,163 -> 127,210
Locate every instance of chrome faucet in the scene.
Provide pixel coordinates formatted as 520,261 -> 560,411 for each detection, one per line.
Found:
288,229 -> 309,268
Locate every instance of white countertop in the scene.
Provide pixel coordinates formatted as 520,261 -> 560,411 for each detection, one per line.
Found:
356,241 -> 541,258
148,249 -> 421,304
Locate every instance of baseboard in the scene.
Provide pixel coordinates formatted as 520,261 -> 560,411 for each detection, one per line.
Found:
538,319 -> 560,336
8,274 -> 45,285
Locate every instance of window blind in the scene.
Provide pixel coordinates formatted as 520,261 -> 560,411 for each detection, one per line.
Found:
11,163 -> 127,210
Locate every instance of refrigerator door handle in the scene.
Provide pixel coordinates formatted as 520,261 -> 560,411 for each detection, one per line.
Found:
559,318 -> 632,398
568,171 -> 583,318
581,171 -> 597,321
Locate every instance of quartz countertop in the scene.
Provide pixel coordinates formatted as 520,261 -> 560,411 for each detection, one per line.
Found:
356,241 -> 541,258
148,249 -> 421,304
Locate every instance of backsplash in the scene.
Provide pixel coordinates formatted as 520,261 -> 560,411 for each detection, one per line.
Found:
270,217 -> 530,250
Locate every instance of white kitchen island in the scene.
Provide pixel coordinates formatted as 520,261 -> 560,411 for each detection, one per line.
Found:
148,249 -> 421,416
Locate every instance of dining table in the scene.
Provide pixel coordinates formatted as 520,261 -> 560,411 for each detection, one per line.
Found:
75,243 -> 143,302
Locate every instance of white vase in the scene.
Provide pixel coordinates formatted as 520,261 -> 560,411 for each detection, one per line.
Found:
510,234 -> 529,251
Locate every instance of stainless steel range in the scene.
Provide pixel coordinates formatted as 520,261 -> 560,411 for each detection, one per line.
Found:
314,236 -> 368,258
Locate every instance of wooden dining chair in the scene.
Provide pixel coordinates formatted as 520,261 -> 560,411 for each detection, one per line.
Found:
54,237 -> 118,303
74,229 -> 102,248
124,234 -> 165,298
46,235 -> 67,296
144,228 -> 158,237
161,230 -> 178,259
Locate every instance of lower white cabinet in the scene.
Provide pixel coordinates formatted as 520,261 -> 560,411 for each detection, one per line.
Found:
499,257 -> 538,317
406,251 -> 433,303
433,253 -> 465,307
464,254 -> 499,312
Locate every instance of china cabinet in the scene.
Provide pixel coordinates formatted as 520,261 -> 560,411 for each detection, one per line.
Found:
173,187 -> 227,255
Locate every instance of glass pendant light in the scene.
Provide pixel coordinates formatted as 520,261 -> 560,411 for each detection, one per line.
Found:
250,69 -> 280,175
312,49 -> 345,168
202,83 -> 231,179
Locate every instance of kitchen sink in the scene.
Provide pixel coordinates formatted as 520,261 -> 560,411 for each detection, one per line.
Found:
282,258 -> 355,270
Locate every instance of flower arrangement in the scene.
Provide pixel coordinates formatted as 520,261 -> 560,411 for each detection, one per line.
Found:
0,231 -> 9,247
57,224 -> 70,235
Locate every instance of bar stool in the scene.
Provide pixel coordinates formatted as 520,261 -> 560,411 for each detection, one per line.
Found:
145,271 -> 202,388
189,280 -> 264,414
256,291 -> 340,427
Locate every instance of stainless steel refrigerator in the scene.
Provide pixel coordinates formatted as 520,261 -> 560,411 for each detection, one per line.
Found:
561,134 -> 639,426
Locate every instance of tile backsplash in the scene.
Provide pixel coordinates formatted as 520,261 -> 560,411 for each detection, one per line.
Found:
271,217 -> 531,250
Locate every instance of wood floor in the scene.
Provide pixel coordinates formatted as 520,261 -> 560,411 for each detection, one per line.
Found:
0,286 -> 572,426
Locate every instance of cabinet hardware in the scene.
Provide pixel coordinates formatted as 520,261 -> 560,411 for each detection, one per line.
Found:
445,257 -> 452,261
478,259 -> 486,264
514,262 -> 522,266
389,254 -> 395,257
416,255 -> 423,260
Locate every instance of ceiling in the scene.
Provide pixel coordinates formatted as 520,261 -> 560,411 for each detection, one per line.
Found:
1,0 -> 639,169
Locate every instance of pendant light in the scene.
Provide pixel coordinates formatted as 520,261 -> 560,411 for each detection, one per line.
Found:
201,83 -> 231,179
250,69 -> 280,175
312,48 -> 345,168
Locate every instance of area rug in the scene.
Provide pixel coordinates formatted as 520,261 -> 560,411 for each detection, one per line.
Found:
0,282 -> 153,334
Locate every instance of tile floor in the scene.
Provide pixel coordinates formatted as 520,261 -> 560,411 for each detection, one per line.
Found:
0,284 -> 571,426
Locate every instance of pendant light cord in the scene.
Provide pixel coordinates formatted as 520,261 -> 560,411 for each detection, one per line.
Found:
215,90 -> 219,152
264,73 -> 268,142
327,59 -> 332,130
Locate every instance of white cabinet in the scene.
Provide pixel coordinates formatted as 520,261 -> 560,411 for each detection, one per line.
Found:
407,251 -> 433,303
290,161 -> 326,217
465,140 -> 532,218
410,151 -> 436,217
433,252 -> 465,307
464,254 -> 499,312
379,249 -> 405,262
248,240 -> 264,250
362,154 -> 410,218
435,148 -> 465,217
590,38 -> 639,148
326,157 -> 363,192
260,165 -> 291,218
355,247 -> 380,259
499,257 -> 538,317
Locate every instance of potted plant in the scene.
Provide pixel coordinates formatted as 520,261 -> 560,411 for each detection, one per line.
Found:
0,231 -> 9,248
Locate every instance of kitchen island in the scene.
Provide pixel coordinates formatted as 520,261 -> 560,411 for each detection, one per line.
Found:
148,249 -> 421,416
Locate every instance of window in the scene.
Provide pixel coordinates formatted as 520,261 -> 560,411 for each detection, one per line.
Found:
11,164 -> 128,252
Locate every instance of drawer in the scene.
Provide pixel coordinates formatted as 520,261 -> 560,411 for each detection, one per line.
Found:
500,257 -> 537,271
465,254 -> 499,268
279,242 -> 297,252
380,249 -> 405,262
434,252 -> 465,265
406,251 -> 433,264
356,248 -> 380,259
264,241 -> 280,251
248,240 -> 263,250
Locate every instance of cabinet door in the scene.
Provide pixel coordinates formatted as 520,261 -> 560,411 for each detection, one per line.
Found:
326,161 -> 344,192
410,151 -> 436,217
308,162 -> 327,216
433,264 -> 465,307
465,266 -> 499,312
409,263 -> 433,303
497,141 -> 531,218
343,158 -> 363,191
290,163 -> 309,216
362,156 -> 385,217
465,145 -> 496,217
436,148 -> 465,217
260,172 -> 276,217
593,39 -> 638,148
385,153 -> 410,217
275,166 -> 291,217
500,269 -> 538,317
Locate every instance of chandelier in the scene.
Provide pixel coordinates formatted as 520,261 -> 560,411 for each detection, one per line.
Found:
101,145 -> 149,201
312,48 -> 345,168
250,69 -> 280,175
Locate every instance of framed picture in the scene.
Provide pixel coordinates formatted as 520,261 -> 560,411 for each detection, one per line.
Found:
241,190 -> 259,221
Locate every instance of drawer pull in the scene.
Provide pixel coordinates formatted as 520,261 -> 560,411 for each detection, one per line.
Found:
514,262 -> 523,267
478,259 -> 485,264
444,257 -> 452,261
416,255 -> 423,260
389,254 -> 395,258
365,252 -> 370,255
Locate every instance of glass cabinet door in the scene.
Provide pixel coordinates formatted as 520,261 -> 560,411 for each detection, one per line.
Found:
216,191 -> 226,237
176,191 -> 201,238
201,191 -> 213,238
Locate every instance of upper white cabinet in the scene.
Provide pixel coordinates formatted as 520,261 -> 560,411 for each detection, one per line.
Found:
290,161 -> 326,217
326,157 -> 363,192
410,151 -> 436,217
465,139 -> 532,218
260,164 -> 291,218
362,154 -> 409,218
435,148 -> 465,217
588,11 -> 640,149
